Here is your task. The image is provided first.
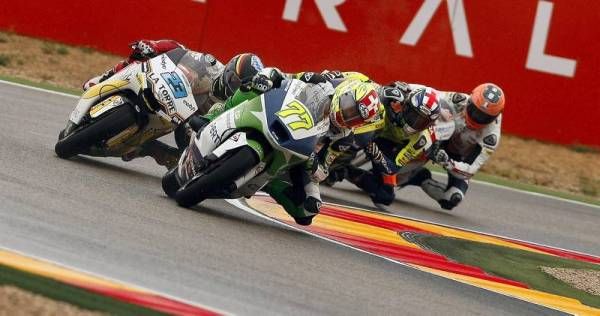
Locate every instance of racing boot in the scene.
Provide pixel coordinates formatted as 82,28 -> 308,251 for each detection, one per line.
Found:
263,179 -> 318,226
346,166 -> 395,207
123,140 -> 180,169
421,179 -> 464,210
438,187 -> 464,210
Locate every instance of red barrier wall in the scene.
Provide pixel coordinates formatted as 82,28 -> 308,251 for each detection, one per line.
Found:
2,0 -> 599,147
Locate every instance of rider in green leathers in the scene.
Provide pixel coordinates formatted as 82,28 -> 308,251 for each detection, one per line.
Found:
200,67 -> 383,225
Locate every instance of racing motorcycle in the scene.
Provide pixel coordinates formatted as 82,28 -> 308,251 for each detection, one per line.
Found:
55,48 -> 217,160
162,79 -> 331,207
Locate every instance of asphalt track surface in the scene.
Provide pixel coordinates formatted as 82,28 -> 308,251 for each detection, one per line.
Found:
0,81 -> 597,315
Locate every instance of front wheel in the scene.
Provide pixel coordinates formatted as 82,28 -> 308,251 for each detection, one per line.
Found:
55,105 -> 137,159
174,146 -> 260,208
162,167 -> 181,198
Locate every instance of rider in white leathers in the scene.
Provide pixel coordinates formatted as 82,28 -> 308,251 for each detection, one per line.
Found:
416,83 -> 505,210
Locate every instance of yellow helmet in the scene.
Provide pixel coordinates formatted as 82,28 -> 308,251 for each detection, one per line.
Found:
330,80 -> 382,129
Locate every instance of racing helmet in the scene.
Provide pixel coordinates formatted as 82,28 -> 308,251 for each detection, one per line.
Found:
217,53 -> 264,99
386,86 -> 441,135
466,83 -> 505,129
329,80 -> 382,129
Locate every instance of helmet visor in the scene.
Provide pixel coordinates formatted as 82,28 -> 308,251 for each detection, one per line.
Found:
467,100 -> 497,125
403,106 -> 434,131
338,92 -> 364,128
222,66 -> 241,98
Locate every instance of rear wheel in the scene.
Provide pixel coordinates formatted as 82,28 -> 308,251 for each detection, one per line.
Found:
55,105 -> 137,159
175,146 -> 260,208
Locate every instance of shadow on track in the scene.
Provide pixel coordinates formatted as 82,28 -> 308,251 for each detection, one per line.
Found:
61,155 -> 162,182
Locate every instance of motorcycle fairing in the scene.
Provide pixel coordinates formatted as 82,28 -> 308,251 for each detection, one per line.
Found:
261,80 -> 327,159
146,55 -> 199,124
69,63 -> 142,125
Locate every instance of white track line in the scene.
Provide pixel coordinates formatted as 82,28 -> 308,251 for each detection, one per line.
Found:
0,245 -> 230,315
431,170 -> 599,209
0,79 -> 78,99
1,78 -> 598,210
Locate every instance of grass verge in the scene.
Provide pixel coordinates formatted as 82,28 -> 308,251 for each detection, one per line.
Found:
0,73 -> 598,208
0,263 -> 167,315
0,74 -> 79,95
412,234 -> 600,308
427,164 -> 600,207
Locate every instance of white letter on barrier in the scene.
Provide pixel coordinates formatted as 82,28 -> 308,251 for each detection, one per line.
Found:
283,0 -> 348,32
400,0 -> 473,57
526,0 -> 576,77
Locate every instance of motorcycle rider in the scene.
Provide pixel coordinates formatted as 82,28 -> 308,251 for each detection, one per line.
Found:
199,70 -> 383,225
411,83 -> 505,210
332,81 -> 443,207
82,39 -> 270,168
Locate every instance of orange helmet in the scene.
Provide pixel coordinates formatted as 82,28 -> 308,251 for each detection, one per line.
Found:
466,83 -> 505,129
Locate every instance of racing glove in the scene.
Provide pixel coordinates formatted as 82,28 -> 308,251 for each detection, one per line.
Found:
428,144 -> 454,171
365,142 -> 398,175
130,40 -> 158,60
306,152 -> 329,183
242,73 -> 272,93
392,81 -> 411,95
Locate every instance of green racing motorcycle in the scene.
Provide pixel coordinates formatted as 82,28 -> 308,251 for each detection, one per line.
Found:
162,79 -> 332,208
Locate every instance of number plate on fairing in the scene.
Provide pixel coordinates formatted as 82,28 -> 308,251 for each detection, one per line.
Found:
147,55 -> 198,124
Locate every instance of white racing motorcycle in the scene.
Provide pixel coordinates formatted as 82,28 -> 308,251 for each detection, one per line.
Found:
55,48 -> 218,160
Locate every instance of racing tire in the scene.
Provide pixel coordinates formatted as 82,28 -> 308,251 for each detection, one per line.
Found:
162,167 -> 181,198
174,146 -> 260,208
54,106 -> 137,159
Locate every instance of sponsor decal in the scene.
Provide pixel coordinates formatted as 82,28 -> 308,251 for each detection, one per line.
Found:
484,85 -> 503,103
483,134 -> 497,147
337,144 -> 351,152
209,124 -> 220,144
157,84 -> 176,114
148,72 -> 160,84
303,72 -> 314,82
182,99 -> 196,112
413,135 -> 427,150
160,72 -> 188,99
160,54 -> 168,70
276,100 -> 314,130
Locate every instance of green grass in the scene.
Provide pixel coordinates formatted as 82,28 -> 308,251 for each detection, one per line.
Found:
56,46 -> 69,55
40,42 -> 69,55
412,234 -> 600,308
580,176 -> 600,198
0,263 -> 167,315
41,42 -> 55,55
571,144 -> 599,154
427,163 -> 600,207
0,74 -> 79,95
0,54 -> 10,67
79,46 -> 95,54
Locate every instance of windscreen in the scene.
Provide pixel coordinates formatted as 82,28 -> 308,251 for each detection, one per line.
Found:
167,50 -> 214,113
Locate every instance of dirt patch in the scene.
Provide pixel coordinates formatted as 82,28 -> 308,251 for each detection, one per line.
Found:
0,285 -> 104,316
0,32 -> 120,90
0,31 -> 599,201
541,267 -> 600,296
